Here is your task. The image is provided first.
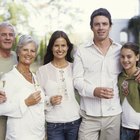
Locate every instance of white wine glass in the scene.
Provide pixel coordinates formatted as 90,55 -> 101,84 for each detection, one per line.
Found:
0,72 -> 6,90
0,72 -> 6,103
104,80 -> 114,111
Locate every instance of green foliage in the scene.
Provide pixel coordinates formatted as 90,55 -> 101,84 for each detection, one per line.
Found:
12,35 -> 20,52
38,35 -> 47,63
0,1 -> 29,25
7,2 -> 28,25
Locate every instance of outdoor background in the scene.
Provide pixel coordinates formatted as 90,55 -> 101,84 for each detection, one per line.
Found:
0,0 -> 140,71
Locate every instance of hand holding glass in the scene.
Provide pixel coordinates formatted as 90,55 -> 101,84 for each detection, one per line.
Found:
0,73 -> 6,103
104,80 -> 114,97
104,80 -> 114,110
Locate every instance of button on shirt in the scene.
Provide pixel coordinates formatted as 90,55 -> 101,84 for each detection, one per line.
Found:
73,41 -> 122,116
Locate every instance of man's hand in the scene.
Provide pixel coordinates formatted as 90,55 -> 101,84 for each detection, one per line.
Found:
94,87 -> 114,99
0,91 -> 7,103
25,91 -> 41,106
134,68 -> 140,83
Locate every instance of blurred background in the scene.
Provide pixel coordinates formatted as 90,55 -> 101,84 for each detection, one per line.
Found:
0,0 -> 140,69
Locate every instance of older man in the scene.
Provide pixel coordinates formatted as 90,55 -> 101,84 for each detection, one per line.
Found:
0,22 -> 17,140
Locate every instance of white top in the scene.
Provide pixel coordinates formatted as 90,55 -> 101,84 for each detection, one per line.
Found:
0,66 -> 45,140
122,98 -> 140,129
36,62 -> 80,123
73,41 -> 122,116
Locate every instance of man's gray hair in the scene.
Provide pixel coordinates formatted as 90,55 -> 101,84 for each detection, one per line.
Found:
0,21 -> 16,34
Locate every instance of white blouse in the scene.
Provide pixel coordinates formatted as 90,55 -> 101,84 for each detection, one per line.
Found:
36,62 -> 80,123
0,66 -> 45,140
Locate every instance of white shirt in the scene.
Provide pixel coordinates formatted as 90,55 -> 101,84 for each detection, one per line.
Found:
0,66 -> 45,140
122,98 -> 140,129
73,41 -> 122,116
36,62 -> 80,123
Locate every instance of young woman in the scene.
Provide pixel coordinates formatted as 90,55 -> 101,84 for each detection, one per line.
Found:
118,42 -> 140,140
36,30 -> 81,140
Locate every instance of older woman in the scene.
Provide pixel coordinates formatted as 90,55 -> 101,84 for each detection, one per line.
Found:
0,35 -> 45,140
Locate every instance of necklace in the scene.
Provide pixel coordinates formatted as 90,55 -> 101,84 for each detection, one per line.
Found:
16,66 -> 40,90
16,66 -> 32,83
52,61 -> 68,68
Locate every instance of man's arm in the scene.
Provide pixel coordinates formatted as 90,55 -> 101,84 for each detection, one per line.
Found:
73,48 -> 96,98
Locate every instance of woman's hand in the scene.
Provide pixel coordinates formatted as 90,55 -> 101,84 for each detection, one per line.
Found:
0,91 -> 7,103
50,95 -> 62,105
25,91 -> 41,106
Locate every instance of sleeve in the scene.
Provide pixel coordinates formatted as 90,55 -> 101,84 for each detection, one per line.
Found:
0,99 -> 25,117
0,74 -> 27,117
73,48 -> 96,98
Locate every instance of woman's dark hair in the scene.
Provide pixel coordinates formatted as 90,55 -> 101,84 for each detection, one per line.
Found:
44,30 -> 73,64
121,42 -> 140,66
90,8 -> 112,29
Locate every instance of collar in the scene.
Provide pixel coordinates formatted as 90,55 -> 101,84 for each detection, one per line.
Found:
84,38 -> 121,48
120,70 -> 136,80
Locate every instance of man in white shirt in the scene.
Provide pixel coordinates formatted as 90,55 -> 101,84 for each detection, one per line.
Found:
73,8 -> 122,140
0,22 -> 17,140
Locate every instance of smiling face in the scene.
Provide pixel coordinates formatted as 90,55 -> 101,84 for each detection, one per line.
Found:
120,48 -> 139,73
17,42 -> 37,66
91,15 -> 111,42
52,37 -> 68,61
0,26 -> 15,51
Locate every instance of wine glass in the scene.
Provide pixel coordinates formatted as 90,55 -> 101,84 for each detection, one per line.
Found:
32,75 -> 43,104
0,72 -> 6,90
0,72 -> 6,103
104,80 -> 114,111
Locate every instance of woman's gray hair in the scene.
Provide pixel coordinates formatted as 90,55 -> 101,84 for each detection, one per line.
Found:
16,34 -> 38,54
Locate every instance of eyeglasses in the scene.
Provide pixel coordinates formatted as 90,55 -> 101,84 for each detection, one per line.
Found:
0,33 -> 15,38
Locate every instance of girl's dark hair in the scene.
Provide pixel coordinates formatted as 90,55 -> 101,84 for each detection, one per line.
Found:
44,30 -> 73,64
90,8 -> 112,29
121,42 -> 140,66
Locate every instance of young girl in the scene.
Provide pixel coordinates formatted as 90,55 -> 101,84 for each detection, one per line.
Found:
118,42 -> 140,140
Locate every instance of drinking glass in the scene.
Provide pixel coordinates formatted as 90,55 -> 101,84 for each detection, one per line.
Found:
104,80 -> 114,111
0,72 -> 6,90
0,72 -> 6,103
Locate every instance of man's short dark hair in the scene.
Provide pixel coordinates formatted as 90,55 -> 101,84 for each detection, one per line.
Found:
90,8 -> 112,28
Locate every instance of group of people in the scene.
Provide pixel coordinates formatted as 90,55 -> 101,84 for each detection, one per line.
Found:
0,23 -> 81,140
0,7 -> 140,140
